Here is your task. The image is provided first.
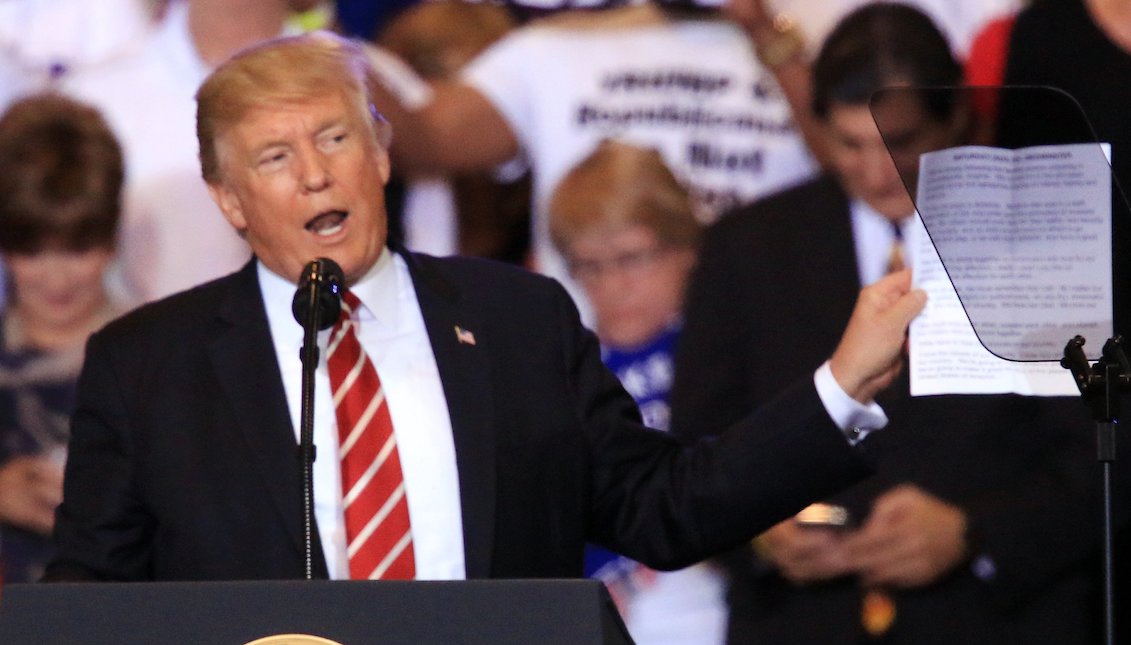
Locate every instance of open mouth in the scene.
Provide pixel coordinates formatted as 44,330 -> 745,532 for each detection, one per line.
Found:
305,210 -> 348,236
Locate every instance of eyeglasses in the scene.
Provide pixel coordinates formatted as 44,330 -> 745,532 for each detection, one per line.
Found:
566,245 -> 670,283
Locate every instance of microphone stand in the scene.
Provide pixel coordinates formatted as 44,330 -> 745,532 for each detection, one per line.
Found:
293,259 -> 343,580
1061,335 -> 1130,645
298,283 -> 320,581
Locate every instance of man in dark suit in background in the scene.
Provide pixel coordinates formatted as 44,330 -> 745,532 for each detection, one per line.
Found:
44,31 -> 925,584
670,5 -> 1105,644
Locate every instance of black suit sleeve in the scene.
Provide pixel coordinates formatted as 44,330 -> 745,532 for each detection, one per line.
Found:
552,281 -> 871,570
46,331 -> 155,581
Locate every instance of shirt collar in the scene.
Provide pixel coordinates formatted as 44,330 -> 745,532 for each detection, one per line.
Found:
345,247 -> 399,330
849,199 -> 915,286
850,198 -> 912,238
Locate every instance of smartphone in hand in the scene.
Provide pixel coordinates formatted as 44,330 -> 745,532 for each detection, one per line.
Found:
794,503 -> 852,529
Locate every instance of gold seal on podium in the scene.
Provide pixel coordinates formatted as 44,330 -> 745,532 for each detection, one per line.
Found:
244,635 -> 345,645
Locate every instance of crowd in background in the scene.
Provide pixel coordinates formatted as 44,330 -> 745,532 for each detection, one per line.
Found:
2,0 -> 1130,643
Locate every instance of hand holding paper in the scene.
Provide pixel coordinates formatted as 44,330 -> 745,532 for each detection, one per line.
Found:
830,269 -> 927,403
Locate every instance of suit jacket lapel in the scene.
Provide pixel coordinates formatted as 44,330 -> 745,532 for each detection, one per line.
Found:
825,180 -> 866,314
205,261 -> 327,576
400,250 -> 498,579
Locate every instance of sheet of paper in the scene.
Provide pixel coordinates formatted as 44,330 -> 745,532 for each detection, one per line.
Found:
908,216 -> 1079,396
908,143 -> 1112,396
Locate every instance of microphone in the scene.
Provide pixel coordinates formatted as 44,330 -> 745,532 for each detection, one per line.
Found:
291,257 -> 344,580
292,258 -> 344,330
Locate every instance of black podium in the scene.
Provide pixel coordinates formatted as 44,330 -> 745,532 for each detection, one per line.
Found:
0,579 -> 634,644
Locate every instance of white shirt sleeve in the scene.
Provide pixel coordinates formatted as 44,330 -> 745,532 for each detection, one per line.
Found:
813,361 -> 888,445
459,29 -> 537,152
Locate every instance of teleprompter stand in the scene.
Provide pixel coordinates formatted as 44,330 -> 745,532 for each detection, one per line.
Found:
1061,335 -> 1129,645
0,579 -> 634,645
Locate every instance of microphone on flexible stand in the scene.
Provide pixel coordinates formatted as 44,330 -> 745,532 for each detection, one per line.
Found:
293,258 -> 344,331
291,257 -> 344,580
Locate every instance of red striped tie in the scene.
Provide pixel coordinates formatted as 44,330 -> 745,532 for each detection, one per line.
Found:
327,290 -> 415,580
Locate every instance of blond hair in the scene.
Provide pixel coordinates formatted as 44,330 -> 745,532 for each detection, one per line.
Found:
196,31 -> 390,185
549,140 -> 700,252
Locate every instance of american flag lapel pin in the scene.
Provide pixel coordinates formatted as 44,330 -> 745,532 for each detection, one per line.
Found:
454,325 -> 477,346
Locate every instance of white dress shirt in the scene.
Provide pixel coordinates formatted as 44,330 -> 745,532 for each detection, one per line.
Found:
259,249 -> 466,580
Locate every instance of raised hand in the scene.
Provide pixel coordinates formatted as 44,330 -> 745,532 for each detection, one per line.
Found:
829,269 -> 926,402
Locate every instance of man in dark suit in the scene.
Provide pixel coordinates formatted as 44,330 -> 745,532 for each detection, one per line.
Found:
670,5 -> 1105,644
44,31 -> 925,583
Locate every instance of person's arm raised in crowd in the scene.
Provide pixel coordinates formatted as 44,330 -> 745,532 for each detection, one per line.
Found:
725,0 -> 831,168
366,45 -> 519,176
